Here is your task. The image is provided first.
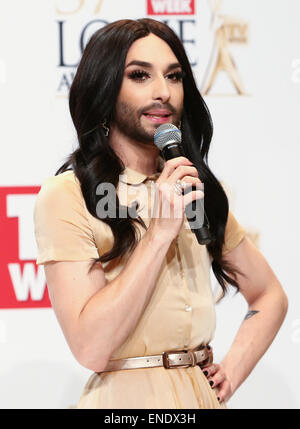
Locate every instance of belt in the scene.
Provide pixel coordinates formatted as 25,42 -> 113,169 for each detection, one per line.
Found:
99,344 -> 213,372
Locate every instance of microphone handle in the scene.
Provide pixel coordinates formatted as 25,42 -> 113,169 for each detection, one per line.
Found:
161,143 -> 212,245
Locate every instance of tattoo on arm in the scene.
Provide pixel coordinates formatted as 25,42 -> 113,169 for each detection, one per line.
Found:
244,310 -> 259,320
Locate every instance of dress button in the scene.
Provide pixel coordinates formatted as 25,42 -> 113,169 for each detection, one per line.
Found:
185,304 -> 192,312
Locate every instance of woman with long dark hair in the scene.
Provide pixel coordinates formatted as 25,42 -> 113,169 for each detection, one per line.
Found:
34,18 -> 288,408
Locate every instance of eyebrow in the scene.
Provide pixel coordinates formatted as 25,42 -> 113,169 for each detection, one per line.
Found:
125,60 -> 182,72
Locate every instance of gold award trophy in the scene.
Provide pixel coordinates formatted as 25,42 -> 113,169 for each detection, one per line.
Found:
201,0 -> 249,96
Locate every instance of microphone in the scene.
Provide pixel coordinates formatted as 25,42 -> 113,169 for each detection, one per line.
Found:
154,123 -> 212,245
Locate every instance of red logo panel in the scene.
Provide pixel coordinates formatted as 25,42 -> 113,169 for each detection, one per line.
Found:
147,0 -> 195,15
0,186 -> 51,309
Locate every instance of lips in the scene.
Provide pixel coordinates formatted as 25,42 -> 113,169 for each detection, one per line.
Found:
143,109 -> 171,118
142,109 -> 172,123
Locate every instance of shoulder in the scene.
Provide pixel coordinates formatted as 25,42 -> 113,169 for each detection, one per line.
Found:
39,170 -> 80,193
34,170 -> 87,220
222,209 -> 246,256
37,170 -> 83,202
34,170 -> 101,265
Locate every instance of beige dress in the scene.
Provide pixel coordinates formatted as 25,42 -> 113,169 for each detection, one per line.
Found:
33,167 -> 246,409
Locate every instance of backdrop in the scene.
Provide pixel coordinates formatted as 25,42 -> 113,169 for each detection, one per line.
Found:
0,0 -> 299,409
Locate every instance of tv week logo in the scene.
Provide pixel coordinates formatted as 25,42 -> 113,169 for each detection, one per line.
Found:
0,186 -> 50,309
147,0 -> 195,15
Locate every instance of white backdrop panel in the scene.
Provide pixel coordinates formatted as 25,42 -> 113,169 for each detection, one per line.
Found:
0,0 -> 299,408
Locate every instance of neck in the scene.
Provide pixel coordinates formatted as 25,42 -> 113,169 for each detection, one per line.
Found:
109,126 -> 161,175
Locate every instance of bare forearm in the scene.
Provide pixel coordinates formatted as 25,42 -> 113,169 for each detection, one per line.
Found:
77,229 -> 171,371
221,286 -> 288,394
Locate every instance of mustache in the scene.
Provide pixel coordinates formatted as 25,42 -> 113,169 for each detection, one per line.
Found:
138,102 -> 177,116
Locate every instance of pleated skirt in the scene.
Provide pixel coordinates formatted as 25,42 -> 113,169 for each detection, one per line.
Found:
76,365 -> 227,409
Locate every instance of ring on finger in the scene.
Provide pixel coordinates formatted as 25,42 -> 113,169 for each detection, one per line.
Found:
173,182 -> 183,195
176,179 -> 187,191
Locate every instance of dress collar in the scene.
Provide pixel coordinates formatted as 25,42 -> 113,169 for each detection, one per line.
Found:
119,157 -> 164,185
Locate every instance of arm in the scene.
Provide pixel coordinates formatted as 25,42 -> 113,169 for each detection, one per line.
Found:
203,236 -> 288,402
40,157 -> 202,373
45,229 -> 171,373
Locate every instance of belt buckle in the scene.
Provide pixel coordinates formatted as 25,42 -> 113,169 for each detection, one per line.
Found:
197,345 -> 213,368
162,351 -> 171,369
162,350 -> 196,369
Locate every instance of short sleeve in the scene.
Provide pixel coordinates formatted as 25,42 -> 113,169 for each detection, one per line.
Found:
33,172 -> 99,265
222,210 -> 246,256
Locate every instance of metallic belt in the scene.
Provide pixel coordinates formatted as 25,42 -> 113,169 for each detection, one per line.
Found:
99,345 -> 213,373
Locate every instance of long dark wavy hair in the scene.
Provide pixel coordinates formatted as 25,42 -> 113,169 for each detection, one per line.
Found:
56,18 -> 245,300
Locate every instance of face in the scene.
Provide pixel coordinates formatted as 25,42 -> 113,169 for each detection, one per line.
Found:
111,33 -> 184,145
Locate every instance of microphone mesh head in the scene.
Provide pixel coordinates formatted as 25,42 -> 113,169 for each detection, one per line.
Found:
154,124 -> 181,150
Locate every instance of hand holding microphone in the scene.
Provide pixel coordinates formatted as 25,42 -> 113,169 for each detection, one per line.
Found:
147,156 -> 205,243
152,124 -> 212,245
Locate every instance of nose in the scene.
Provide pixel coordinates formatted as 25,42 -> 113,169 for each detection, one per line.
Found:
152,75 -> 171,103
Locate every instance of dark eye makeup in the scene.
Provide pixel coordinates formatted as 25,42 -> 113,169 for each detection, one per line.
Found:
127,69 -> 184,83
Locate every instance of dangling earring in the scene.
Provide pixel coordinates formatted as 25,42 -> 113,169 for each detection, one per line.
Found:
101,119 -> 110,137
178,120 -> 182,130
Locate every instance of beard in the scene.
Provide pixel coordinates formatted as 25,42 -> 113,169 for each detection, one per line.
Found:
111,100 -> 182,145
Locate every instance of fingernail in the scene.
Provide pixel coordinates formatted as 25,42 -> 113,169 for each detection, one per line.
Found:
209,380 -> 214,387
203,370 -> 208,376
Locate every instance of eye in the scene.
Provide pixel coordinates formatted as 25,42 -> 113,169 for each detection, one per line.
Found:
128,69 -> 150,82
166,71 -> 184,82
